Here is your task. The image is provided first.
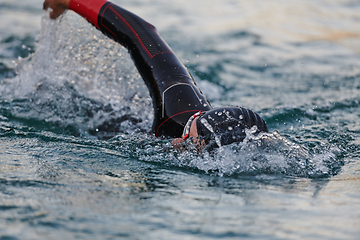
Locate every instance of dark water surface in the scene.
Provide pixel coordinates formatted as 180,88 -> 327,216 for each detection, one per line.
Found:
1,0 -> 360,239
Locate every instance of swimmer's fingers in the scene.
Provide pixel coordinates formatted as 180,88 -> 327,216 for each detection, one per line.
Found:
43,1 -> 49,10
42,0 -> 70,19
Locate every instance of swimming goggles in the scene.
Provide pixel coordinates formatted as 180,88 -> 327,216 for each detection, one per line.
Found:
182,111 -> 203,140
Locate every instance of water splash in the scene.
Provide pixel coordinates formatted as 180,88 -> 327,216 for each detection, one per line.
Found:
131,130 -> 342,178
0,11 -> 153,138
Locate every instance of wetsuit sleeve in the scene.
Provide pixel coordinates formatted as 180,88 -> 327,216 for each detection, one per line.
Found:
69,0 -> 211,138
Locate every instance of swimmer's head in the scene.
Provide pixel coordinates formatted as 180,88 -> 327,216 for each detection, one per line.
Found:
197,107 -> 268,147
172,107 -> 268,152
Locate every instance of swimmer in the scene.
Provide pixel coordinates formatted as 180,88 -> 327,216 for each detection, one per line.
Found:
43,0 -> 268,151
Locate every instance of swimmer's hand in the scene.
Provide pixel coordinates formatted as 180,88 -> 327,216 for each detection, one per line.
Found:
43,0 -> 70,19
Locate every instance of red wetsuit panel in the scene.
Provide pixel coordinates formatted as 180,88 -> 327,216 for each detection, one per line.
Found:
69,0 -> 108,28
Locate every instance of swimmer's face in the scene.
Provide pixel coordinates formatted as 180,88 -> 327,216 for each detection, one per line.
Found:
171,116 -> 206,152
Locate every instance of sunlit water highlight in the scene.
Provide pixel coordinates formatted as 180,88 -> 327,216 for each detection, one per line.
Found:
1,0 -> 360,239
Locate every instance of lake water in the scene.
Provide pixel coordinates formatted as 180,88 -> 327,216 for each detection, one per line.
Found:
1,0 -> 360,239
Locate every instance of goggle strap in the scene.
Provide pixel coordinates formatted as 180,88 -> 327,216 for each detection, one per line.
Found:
181,111 -> 203,139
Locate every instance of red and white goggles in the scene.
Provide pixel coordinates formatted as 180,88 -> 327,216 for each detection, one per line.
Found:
181,111 -> 203,140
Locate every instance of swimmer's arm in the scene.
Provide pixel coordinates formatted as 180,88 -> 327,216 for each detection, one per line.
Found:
43,0 -> 211,137
43,0 -> 160,55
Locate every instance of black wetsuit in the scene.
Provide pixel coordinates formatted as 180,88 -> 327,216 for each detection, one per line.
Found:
70,0 -> 211,138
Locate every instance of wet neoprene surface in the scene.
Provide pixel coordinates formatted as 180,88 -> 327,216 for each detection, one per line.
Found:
96,2 -> 211,137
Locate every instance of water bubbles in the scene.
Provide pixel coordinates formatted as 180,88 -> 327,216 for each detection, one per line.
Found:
228,126 -> 233,131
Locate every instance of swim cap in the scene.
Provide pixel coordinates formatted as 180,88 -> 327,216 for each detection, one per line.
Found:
196,107 -> 268,147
